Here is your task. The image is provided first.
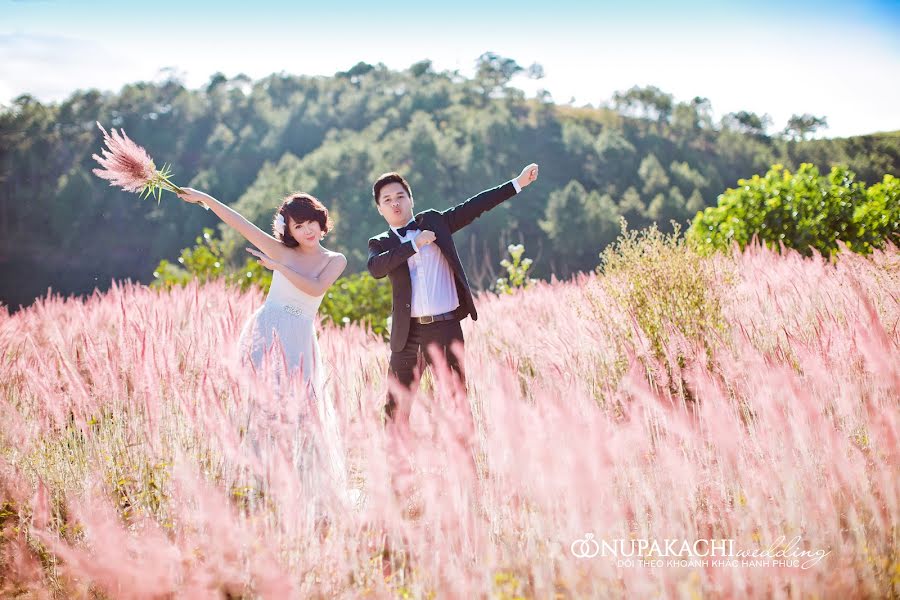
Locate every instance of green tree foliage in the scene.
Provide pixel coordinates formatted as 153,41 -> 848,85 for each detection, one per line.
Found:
669,161 -> 709,193
638,154 -> 671,195
540,180 -> 620,266
475,52 -> 524,95
613,85 -> 674,130
319,272 -> 392,336
619,186 -> 646,218
687,164 -> 900,256
152,230 -> 393,335
724,111 -> 771,137
783,114 -> 828,141
2,56 -> 898,308
152,228 -> 271,291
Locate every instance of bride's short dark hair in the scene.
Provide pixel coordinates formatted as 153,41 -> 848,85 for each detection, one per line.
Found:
275,192 -> 334,246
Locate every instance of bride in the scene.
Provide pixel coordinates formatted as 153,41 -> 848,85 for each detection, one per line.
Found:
177,187 -> 346,388
176,187 -> 350,508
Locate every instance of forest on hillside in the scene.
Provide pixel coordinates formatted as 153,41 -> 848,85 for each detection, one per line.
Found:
2,54 -> 899,308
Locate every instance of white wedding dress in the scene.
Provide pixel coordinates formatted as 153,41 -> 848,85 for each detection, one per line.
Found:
238,269 -> 350,508
239,268 -> 327,391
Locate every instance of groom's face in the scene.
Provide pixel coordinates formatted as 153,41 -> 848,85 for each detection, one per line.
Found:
376,182 -> 414,228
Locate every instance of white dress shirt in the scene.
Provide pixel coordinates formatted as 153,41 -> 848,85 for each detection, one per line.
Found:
390,178 -> 521,318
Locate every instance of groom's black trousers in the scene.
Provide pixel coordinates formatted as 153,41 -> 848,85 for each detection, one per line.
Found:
385,317 -> 465,419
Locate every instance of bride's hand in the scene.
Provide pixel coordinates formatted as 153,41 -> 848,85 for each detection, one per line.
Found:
177,187 -> 211,206
246,247 -> 278,270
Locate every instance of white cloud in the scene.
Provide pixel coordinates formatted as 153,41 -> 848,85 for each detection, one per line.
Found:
0,32 -> 140,102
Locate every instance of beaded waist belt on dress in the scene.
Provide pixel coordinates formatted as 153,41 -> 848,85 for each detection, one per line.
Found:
413,311 -> 457,325
281,303 -> 311,318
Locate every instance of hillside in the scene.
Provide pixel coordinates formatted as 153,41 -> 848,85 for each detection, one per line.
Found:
2,60 -> 899,309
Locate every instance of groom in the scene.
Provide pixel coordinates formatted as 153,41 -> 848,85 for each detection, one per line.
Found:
367,164 -> 539,422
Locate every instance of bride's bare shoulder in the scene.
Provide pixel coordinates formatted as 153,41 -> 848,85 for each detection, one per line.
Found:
321,248 -> 346,261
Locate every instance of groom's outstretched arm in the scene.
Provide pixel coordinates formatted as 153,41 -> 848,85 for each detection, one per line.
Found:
367,236 -> 417,279
443,163 -> 539,234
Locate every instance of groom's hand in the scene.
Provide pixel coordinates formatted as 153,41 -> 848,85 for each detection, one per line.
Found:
414,230 -> 436,247
516,163 -> 539,190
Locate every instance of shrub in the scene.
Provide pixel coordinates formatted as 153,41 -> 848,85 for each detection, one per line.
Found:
152,228 -> 270,293
319,271 -> 392,336
493,244 -> 536,295
152,230 -> 391,335
595,221 -> 728,360
687,164 -> 899,257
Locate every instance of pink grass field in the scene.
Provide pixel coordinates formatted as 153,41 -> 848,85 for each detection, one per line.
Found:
1,243 -> 898,599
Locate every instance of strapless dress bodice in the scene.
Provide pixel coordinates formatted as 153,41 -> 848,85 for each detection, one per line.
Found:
263,270 -> 325,318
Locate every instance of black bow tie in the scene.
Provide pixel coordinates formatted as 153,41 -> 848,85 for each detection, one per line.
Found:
397,221 -> 419,237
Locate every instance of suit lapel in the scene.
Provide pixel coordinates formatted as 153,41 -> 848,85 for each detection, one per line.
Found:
428,213 -> 461,275
381,228 -> 411,283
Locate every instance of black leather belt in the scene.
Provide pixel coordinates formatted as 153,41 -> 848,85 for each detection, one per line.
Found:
413,311 -> 456,325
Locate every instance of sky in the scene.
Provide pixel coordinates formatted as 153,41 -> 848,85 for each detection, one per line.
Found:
2,0 -> 899,138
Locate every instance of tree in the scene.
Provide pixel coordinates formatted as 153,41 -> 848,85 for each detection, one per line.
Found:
783,114 -> 828,140
672,96 -> 714,146
206,72 -> 228,94
619,186 -> 646,218
2,61 -> 899,310
612,85 -> 674,128
724,111 -> 771,136
337,62 -> 375,83
689,97 -> 713,128
540,180 -> 620,268
526,63 -> 545,80
850,173 -> 900,253
638,154 -> 670,196
672,102 -> 701,139
685,189 -> 705,215
594,128 -> 636,166
475,52 -> 523,94
493,244 -> 536,294
669,161 -> 708,193
561,122 -> 594,157
647,187 -> 688,224
409,60 -> 433,78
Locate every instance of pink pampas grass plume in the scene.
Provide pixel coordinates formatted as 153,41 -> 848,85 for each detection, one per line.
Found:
91,122 -> 204,207
91,123 -> 156,192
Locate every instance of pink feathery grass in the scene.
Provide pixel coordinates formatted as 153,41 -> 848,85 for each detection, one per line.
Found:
91,122 -> 183,201
91,123 -> 157,191
0,242 -> 897,597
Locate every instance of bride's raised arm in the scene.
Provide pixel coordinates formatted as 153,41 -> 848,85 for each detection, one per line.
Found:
177,187 -> 288,261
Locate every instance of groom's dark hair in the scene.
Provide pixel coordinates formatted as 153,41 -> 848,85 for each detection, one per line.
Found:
373,172 -> 412,206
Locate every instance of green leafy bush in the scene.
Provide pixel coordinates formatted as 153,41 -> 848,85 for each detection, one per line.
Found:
493,244 -> 536,295
687,164 -> 899,257
152,231 -> 391,335
319,271 -> 392,336
152,228 -> 270,292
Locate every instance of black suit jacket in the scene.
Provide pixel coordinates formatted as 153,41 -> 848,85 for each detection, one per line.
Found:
367,181 -> 517,351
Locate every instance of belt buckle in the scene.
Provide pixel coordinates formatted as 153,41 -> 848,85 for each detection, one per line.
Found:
419,315 -> 435,325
